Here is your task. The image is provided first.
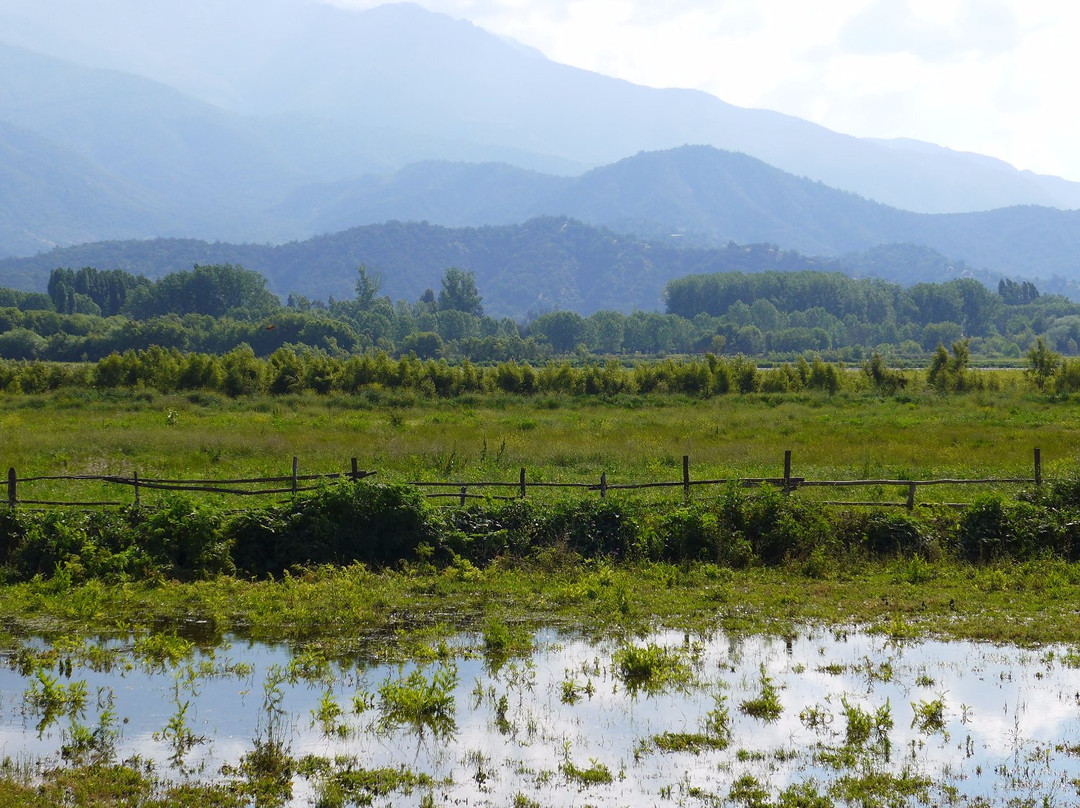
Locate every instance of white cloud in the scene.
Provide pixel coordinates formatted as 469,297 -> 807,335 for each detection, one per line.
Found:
327,0 -> 1080,180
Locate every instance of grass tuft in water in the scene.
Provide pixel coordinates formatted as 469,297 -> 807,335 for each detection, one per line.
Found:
740,663 -> 783,722
377,660 -> 458,736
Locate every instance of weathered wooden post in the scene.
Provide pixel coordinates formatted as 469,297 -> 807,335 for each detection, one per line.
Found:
133,471 -> 140,506
600,472 -> 607,499
292,456 -> 299,495
7,467 -> 15,507
351,457 -> 359,481
459,486 -> 467,506
1034,447 -> 1042,486
783,450 -> 792,492
907,482 -> 916,511
683,455 -> 690,498
519,467 -> 526,499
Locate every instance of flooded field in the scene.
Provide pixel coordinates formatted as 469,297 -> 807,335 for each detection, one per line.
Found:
3,625 -> 1080,806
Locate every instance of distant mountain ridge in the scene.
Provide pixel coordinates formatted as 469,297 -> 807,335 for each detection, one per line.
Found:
6,145 -> 1080,312
4,0 -> 1080,298
0,0 -> 1079,261
276,147 -> 1080,284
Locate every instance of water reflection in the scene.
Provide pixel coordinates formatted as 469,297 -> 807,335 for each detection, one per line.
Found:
3,627 -> 1080,805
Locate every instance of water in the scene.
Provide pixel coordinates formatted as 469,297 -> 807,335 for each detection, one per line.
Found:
3,626 -> 1080,805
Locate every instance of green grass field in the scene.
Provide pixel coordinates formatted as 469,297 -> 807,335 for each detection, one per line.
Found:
0,381 -> 1071,506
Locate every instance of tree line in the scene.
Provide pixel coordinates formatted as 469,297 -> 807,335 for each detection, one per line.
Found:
0,263 -> 1079,365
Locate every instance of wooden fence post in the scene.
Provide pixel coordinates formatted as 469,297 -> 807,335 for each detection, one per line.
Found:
600,472 -> 607,499
1034,447 -> 1042,486
133,471 -> 140,506
683,455 -> 690,498
7,467 -> 15,507
292,456 -> 299,495
907,482 -> 916,511
784,450 -> 792,492
519,467 -> 527,499
351,457 -> 359,481
459,486 -> 467,506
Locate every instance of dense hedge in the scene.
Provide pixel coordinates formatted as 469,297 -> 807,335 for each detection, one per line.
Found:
3,479 -> 1080,584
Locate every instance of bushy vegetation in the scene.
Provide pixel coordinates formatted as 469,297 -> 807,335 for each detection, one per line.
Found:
3,478 -> 1080,584
0,341 -> 1027,398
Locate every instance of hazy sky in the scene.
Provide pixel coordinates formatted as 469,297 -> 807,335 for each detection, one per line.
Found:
334,0 -> 1078,181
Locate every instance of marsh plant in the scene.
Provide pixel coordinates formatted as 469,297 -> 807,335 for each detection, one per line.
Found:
911,696 -> 948,736
740,663 -> 783,721
613,641 -> 695,696
60,691 -> 118,767
239,664 -> 295,803
841,696 -> 893,758
560,742 -> 614,788
312,689 -> 346,738
23,670 -> 88,734
377,660 -> 458,736
481,617 -> 534,671
154,695 -> 205,770
651,693 -> 734,754
559,671 -> 595,704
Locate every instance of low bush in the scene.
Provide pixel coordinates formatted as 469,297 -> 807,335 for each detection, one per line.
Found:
5,480 -> 1080,582
229,482 -> 439,577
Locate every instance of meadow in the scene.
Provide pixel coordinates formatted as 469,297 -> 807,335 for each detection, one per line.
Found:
0,375 -> 1069,500
4,380 -> 1080,806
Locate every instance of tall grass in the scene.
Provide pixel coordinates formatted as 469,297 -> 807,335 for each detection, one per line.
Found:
0,385 -> 1068,507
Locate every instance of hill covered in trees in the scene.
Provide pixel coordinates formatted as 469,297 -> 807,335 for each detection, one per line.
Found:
0,217 -> 1007,320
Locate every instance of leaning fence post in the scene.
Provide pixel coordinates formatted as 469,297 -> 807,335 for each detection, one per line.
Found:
133,471 -> 140,506
459,486 -> 467,506
519,467 -> 526,499
783,450 -> 792,493
1034,447 -> 1042,486
683,455 -> 691,498
7,467 -> 15,507
600,472 -> 607,499
907,482 -> 916,511
292,456 -> 299,495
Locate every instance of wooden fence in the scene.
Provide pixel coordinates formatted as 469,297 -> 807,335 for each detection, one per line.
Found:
4,448 -> 1046,511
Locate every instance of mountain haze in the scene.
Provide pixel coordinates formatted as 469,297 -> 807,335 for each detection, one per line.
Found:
273,146 -> 1080,284
1,0 -> 1079,247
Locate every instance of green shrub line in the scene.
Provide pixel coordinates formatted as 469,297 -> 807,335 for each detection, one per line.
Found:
3,475 -> 1080,584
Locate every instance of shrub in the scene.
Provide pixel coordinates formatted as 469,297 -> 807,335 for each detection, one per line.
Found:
657,505 -> 752,567
135,495 -> 233,579
840,511 -> 931,558
537,499 -> 650,559
229,482 -> 438,577
954,496 -> 1073,562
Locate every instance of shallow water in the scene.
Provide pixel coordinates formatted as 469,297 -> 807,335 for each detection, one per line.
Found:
3,626 -> 1080,805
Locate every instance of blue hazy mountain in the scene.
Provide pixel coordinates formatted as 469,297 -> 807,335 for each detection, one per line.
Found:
1,0 -> 1078,224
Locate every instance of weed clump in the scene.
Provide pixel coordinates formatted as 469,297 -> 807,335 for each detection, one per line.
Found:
613,642 -> 695,696
739,664 -> 783,721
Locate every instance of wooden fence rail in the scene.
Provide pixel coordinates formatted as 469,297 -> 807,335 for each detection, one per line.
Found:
3,448 -> 1047,511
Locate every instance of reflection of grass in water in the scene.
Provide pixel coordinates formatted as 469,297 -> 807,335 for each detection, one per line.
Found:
297,756 -> 437,807
650,693 -> 733,754
3,621 -> 1079,806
